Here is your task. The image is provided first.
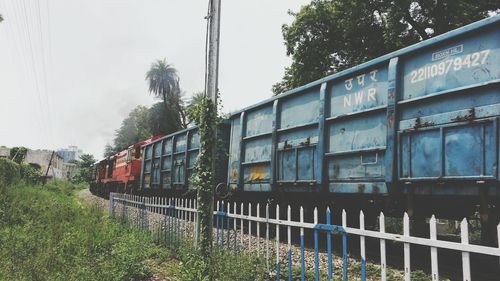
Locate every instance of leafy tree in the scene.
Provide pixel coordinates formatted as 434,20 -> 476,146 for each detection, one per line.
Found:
148,102 -> 183,136
0,14 -> 3,22
113,106 -> 151,152
10,147 -> 28,164
103,143 -> 116,157
185,92 -> 205,125
72,154 -> 96,184
273,0 -> 499,94
20,163 -> 41,184
146,59 -> 187,128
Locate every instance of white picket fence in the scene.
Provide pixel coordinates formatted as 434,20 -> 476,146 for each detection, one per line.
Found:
109,193 -> 500,281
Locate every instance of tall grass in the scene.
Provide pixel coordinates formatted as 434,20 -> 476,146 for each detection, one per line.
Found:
0,181 -> 164,281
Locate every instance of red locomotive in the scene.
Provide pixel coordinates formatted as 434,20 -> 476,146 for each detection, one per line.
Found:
90,135 -> 162,196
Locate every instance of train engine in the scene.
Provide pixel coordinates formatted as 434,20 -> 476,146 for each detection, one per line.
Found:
90,136 -> 162,197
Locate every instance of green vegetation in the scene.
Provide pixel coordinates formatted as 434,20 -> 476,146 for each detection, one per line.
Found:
273,0 -> 499,94
0,158 -> 20,186
105,59 -> 205,157
191,95 -> 219,261
9,146 -> 28,164
146,58 -> 187,129
0,181 -> 164,281
70,154 -> 96,184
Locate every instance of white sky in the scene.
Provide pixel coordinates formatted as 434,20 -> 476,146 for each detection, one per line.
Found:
0,0 -> 310,158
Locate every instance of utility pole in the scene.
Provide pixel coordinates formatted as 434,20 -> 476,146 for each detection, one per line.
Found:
197,0 -> 221,258
43,150 -> 55,185
206,0 -> 221,102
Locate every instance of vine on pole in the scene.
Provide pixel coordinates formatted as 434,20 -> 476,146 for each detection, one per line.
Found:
191,96 -> 219,258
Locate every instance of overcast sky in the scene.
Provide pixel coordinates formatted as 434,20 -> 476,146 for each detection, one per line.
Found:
0,0 -> 310,158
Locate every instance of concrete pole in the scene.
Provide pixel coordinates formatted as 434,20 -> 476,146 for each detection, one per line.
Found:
205,0 -> 221,103
197,0 -> 221,256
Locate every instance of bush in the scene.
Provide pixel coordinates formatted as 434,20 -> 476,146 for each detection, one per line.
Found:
0,182 -> 163,280
20,163 -> 41,184
174,243 -> 267,281
0,158 -> 20,187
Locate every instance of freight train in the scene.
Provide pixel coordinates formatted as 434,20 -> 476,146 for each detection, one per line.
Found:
91,16 -> 500,238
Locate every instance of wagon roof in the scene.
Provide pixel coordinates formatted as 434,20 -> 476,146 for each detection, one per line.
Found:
228,15 -> 500,118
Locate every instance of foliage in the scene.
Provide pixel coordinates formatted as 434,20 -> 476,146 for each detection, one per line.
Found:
9,146 -> 28,164
174,243 -> 267,281
185,92 -> 205,125
0,181 -> 163,281
103,143 -> 117,157
272,0 -> 499,94
105,101 -> 185,157
71,154 -> 96,184
0,14 -> 3,22
148,102 -> 183,137
19,163 -> 41,184
190,95 -> 220,261
113,105 -> 152,152
0,158 -> 20,187
146,58 -> 187,128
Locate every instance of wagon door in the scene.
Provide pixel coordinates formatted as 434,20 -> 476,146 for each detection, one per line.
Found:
326,66 -> 389,194
397,28 -> 500,193
276,89 -> 321,190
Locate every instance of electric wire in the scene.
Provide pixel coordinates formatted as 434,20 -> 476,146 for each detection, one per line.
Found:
5,0 -> 45,138
2,0 -> 53,147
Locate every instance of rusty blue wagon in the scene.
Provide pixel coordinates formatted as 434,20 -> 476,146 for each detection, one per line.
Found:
226,15 -> 500,225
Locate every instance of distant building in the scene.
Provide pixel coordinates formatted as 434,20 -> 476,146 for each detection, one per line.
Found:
25,149 -> 66,179
0,146 -> 10,158
57,146 -> 83,163
0,146 -> 78,180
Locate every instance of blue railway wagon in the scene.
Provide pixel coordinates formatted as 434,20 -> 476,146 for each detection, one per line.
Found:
140,124 -> 230,195
227,16 -> 499,215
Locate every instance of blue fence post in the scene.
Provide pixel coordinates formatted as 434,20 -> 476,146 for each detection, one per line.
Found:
300,206 -> 305,281
169,199 -> 173,245
233,203 -> 238,255
227,202 -> 231,252
343,233 -> 348,281
327,207 -> 333,281
221,201 -> 225,250
314,207 -> 319,281
360,211 -> 366,281
342,209 -> 348,281
176,198 -> 179,244
287,205 -> 292,281
276,204 -> 280,281
216,201 -> 220,250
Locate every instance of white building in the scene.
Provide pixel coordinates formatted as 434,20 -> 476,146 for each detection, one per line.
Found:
57,146 -> 83,163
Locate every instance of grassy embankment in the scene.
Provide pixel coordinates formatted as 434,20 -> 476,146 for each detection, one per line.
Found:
0,160 -> 266,281
0,157 -> 433,280
0,180 -> 176,280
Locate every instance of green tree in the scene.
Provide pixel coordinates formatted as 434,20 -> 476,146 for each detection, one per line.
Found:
103,143 -> 116,157
0,14 -> 4,22
146,59 -> 187,128
185,91 -> 205,125
148,102 -> 183,137
10,147 -> 28,164
72,154 -> 96,184
272,0 -> 499,94
113,106 -> 152,152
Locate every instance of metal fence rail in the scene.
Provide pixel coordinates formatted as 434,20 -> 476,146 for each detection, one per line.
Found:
109,193 -> 500,281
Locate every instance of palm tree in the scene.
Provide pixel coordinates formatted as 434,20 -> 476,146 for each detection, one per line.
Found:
145,58 -> 187,128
